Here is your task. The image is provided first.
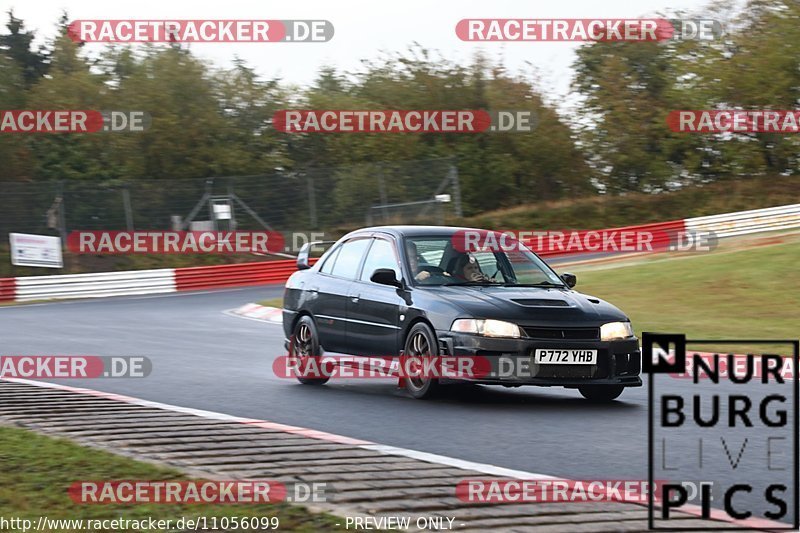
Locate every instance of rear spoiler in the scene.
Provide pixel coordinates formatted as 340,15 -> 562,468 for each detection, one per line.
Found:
297,241 -> 336,270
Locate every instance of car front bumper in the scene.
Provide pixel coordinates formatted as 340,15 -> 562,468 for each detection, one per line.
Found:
436,332 -> 642,387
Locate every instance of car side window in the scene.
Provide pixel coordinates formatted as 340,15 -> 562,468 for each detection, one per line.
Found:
360,238 -> 401,282
319,245 -> 341,274
330,238 -> 370,279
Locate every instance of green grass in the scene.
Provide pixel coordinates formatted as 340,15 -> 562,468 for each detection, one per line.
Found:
0,426 -> 351,532
573,238 -> 799,354
257,298 -> 283,308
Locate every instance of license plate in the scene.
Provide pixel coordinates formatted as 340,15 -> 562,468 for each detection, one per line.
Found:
534,349 -> 597,365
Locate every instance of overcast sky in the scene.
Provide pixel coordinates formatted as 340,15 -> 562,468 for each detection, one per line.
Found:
9,0 -> 730,103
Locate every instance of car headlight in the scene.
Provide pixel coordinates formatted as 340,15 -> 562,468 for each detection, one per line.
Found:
600,321 -> 634,341
451,319 -> 522,338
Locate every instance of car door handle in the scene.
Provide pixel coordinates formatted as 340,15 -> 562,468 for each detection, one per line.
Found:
310,286 -> 319,293
350,294 -> 360,303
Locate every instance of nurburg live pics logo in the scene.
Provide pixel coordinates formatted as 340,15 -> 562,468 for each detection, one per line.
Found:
643,332 -> 799,530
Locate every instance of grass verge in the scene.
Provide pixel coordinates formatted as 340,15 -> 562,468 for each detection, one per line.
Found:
256,298 -> 283,308
574,236 -> 799,354
0,425 -> 350,532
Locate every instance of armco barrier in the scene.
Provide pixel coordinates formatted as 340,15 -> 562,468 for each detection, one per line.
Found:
173,259 -> 318,291
685,203 -> 800,238
0,259 -> 319,303
13,269 -> 176,302
0,277 -> 15,302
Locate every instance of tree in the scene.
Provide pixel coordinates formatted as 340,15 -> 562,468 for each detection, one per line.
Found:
0,10 -> 48,88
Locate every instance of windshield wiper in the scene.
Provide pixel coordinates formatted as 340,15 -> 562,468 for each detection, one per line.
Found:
442,281 -> 496,286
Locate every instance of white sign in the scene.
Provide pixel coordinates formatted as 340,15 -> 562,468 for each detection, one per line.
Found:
10,233 -> 63,268
213,203 -> 232,220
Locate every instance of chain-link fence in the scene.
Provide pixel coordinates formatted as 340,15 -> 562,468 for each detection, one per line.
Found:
0,157 -> 461,242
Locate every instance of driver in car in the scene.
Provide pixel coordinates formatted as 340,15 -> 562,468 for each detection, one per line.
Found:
406,241 -> 450,282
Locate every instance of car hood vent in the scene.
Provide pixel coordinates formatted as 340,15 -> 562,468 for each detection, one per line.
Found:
511,298 -> 569,307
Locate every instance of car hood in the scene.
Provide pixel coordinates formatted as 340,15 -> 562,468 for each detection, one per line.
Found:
424,285 -> 628,326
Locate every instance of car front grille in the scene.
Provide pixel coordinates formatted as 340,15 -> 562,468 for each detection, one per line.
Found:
522,326 -> 600,340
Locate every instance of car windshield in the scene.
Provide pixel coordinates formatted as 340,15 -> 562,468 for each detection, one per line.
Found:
404,235 -> 565,287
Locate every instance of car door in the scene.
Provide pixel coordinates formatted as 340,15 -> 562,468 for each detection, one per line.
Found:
346,236 -> 405,356
311,237 -> 370,354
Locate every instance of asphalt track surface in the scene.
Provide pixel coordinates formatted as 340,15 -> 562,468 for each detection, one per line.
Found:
1,287 -> 796,526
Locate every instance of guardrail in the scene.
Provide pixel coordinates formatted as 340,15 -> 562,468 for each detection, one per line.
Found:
0,278 -> 15,302
0,203 -> 797,303
685,203 -> 800,238
0,259 -> 321,303
174,259 -> 317,291
13,268 -> 176,302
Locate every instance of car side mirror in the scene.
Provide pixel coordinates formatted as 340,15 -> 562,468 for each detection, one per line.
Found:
371,268 -> 402,288
560,272 -> 577,288
296,243 -> 312,270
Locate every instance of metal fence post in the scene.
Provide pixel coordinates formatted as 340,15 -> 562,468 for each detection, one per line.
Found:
449,164 -> 463,218
58,181 -> 67,245
378,164 -> 388,222
307,174 -> 317,229
122,186 -> 134,231
227,180 -> 237,231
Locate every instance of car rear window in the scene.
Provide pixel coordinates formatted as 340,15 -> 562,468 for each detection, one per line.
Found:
360,238 -> 401,282
319,245 -> 341,274
330,238 -> 370,279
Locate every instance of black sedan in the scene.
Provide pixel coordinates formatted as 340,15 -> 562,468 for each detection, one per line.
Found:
282,226 -> 641,401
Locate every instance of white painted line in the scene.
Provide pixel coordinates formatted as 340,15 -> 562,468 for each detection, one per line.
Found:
224,303 -> 284,325
222,308 -> 283,325
1,377 -> 791,530
361,444 -> 555,480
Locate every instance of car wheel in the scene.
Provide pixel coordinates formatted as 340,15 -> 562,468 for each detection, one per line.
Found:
578,385 -> 624,402
403,322 -> 441,399
290,316 -> 330,385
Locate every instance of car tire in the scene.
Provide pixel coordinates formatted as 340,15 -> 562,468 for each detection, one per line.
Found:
290,315 -> 330,385
578,385 -> 624,402
403,322 -> 441,399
